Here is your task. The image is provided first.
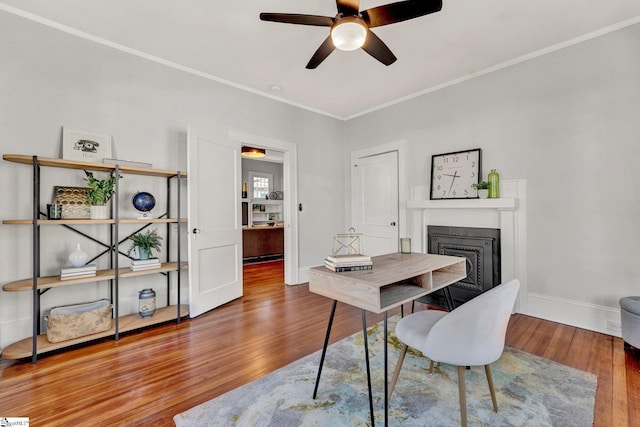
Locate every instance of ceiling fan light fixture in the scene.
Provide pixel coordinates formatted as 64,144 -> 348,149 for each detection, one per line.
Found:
241,146 -> 266,158
331,17 -> 367,51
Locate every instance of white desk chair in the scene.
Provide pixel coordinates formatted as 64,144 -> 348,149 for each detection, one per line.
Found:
390,279 -> 520,427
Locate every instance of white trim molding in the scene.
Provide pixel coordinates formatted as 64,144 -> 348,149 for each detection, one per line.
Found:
228,129 -> 300,285
528,293 -> 622,337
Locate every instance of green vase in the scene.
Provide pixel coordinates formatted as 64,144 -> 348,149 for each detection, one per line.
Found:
488,169 -> 500,198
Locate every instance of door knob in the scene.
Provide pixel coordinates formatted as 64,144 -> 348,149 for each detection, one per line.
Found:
192,228 -> 200,234
390,222 -> 396,226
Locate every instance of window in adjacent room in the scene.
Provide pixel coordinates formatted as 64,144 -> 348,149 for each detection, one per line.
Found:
249,172 -> 273,199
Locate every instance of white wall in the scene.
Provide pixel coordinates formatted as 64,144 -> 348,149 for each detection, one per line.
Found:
344,23 -> 640,334
0,11 -> 345,348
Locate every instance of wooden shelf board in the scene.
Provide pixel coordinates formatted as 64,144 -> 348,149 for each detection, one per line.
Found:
119,262 -> 188,279
3,219 -> 115,225
432,269 -> 468,289
0,305 -> 189,359
3,218 -> 186,225
3,154 -> 186,178
118,304 -> 188,332
119,218 -> 187,224
3,262 -> 188,291
380,283 -> 430,310
249,199 -> 282,205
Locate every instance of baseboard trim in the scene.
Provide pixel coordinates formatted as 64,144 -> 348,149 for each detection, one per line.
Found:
525,292 -> 621,337
293,266 -> 311,286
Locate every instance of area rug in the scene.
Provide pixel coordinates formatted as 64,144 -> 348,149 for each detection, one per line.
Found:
174,316 -> 597,426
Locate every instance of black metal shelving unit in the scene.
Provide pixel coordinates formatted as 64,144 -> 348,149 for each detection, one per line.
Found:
2,154 -> 188,363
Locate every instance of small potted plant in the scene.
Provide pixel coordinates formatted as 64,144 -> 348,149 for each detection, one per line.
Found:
84,170 -> 118,219
473,181 -> 489,199
127,229 -> 162,260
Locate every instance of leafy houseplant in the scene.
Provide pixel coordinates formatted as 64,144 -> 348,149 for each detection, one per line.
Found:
473,181 -> 489,199
84,170 -> 119,219
84,170 -> 117,206
127,229 -> 162,260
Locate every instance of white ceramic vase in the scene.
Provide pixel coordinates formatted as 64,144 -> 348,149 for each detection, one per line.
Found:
477,189 -> 489,199
69,243 -> 88,267
90,205 -> 110,219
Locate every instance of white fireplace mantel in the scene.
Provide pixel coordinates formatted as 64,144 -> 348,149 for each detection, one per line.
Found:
407,179 -> 527,312
407,197 -> 518,211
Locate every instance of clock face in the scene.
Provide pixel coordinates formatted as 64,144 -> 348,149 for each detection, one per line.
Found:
430,149 -> 481,199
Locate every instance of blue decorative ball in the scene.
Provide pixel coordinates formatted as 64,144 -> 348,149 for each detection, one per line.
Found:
132,191 -> 156,213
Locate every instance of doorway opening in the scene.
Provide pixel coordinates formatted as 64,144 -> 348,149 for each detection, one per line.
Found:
228,130 -> 299,285
242,151 -> 285,265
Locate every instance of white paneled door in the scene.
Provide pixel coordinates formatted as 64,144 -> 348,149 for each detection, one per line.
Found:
351,150 -> 399,256
187,127 -> 242,317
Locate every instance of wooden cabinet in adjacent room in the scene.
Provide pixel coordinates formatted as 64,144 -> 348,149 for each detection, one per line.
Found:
242,226 -> 284,261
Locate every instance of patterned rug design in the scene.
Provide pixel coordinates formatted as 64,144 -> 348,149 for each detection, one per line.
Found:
175,316 -> 596,426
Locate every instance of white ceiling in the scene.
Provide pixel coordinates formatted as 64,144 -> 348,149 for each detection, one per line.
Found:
2,0 -> 640,120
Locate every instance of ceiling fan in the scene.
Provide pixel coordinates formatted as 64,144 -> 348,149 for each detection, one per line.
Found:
260,0 -> 443,69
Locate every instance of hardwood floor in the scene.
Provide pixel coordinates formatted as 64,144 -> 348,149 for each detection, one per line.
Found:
1,260 -> 638,426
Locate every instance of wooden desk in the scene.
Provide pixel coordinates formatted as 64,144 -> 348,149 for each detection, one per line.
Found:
309,252 -> 467,426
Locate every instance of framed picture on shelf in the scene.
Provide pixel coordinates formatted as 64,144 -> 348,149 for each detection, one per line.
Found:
53,186 -> 91,219
62,127 -> 112,162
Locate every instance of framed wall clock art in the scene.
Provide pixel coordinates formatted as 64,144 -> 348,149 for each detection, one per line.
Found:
430,148 -> 482,200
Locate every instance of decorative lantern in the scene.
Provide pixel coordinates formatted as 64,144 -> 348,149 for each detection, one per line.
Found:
138,288 -> 156,318
332,227 -> 363,256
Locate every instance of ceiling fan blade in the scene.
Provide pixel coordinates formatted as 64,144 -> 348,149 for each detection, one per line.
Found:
336,0 -> 360,15
361,0 -> 442,28
361,30 -> 397,66
260,13 -> 334,27
306,36 -> 336,69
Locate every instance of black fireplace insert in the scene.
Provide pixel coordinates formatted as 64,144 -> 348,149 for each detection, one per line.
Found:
417,225 -> 501,310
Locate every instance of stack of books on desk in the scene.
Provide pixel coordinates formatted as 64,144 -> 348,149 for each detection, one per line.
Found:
60,264 -> 97,280
324,254 -> 372,272
130,258 -> 161,271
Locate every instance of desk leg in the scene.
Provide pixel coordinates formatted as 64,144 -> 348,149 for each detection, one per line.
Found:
361,309 -> 375,427
384,311 -> 389,427
313,299 -> 337,399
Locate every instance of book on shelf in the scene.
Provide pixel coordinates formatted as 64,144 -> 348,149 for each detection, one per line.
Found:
326,254 -> 371,264
130,264 -> 161,271
60,264 -> 97,274
324,259 -> 373,268
61,268 -> 97,276
324,262 -> 373,273
131,258 -> 160,266
60,271 -> 97,280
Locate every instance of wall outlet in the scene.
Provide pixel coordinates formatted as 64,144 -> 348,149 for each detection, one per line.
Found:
606,320 -> 621,332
